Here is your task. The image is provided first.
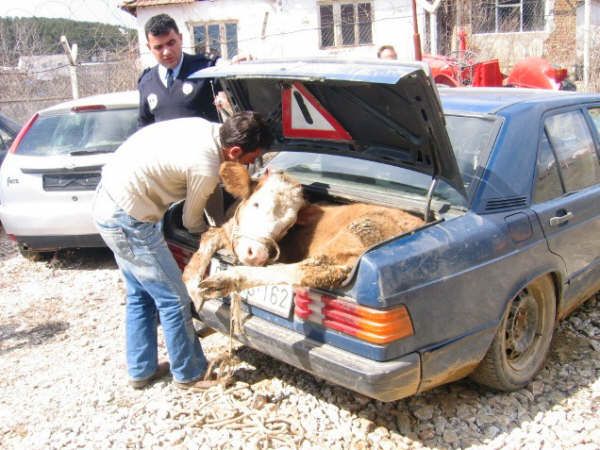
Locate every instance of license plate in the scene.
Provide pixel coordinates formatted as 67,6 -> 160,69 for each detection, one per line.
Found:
209,258 -> 294,318
42,172 -> 101,191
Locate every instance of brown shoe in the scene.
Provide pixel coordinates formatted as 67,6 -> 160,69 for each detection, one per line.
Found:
173,378 -> 220,391
129,361 -> 170,389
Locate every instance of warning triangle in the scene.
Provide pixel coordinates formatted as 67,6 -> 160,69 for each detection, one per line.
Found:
282,82 -> 352,141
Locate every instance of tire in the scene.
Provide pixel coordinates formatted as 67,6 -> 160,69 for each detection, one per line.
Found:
470,275 -> 556,391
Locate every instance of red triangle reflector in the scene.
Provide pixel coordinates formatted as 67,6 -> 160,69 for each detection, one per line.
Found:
282,82 -> 352,141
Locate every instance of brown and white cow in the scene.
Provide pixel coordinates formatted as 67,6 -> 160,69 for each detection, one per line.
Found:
182,162 -> 424,305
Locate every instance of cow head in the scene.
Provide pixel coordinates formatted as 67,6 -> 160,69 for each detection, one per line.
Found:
219,162 -> 305,266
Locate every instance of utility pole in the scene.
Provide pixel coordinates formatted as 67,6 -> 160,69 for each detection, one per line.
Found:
411,0 -> 423,60
60,35 -> 79,99
584,0 -> 590,91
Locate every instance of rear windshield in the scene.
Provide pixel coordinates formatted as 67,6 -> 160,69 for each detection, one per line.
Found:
267,115 -> 498,207
16,108 -> 138,156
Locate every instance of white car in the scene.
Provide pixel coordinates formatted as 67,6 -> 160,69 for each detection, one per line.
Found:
0,91 -> 139,259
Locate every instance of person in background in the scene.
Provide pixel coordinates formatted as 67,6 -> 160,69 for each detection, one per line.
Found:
92,111 -> 273,390
138,13 -> 219,127
377,45 -> 398,60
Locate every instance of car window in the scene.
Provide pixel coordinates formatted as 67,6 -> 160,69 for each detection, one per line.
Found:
445,115 -> 497,190
265,115 -> 497,207
15,108 -> 138,156
587,107 -> 600,137
533,132 -> 564,203
544,110 -> 600,192
267,151 -> 466,207
0,125 -> 13,151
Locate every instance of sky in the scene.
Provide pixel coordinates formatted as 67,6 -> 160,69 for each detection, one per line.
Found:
0,0 -> 137,28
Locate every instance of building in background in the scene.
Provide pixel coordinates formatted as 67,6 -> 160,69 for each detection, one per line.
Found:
464,0 -> 600,74
120,0 -> 418,65
121,0 -> 600,82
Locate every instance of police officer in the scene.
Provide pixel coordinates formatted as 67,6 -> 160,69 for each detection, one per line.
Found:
138,14 -> 219,127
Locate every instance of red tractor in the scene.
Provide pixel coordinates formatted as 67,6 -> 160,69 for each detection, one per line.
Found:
423,32 -> 574,90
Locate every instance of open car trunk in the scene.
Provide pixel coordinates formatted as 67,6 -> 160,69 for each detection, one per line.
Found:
163,169 -> 462,367
164,174 -> 449,287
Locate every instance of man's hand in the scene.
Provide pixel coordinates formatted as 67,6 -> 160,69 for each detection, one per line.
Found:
214,91 -> 233,118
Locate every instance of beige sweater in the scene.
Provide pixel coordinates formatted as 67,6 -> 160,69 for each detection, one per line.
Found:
101,117 -> 223,232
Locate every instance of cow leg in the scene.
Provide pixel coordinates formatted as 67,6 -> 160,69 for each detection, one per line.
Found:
183,227 -> 228,307
198,256 -> 352,299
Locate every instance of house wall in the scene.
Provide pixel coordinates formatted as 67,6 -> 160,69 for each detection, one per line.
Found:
576,1 -> 600,59
133,0 -> 420,67
134,0 -> 276,67
465,0 -> 554,72
464,0 -> 597,73
543,0 -> 576,68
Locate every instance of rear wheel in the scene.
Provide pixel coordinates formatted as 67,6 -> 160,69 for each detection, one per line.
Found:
470,276 -> 556,391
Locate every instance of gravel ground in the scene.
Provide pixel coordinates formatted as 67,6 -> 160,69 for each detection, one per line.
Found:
1,224 -> 599,450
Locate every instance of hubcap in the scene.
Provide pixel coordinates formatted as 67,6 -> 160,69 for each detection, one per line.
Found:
505,289 -> 539,363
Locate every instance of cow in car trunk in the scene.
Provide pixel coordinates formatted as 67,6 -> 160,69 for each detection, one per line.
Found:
182,161 -> 424,306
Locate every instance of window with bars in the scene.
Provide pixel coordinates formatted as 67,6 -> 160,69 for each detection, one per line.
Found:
472,0 -> 544,34
319,2 -> 373,48
192,22 -> 238,59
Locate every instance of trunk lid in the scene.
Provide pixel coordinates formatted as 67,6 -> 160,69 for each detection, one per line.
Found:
191,59 -> 466,198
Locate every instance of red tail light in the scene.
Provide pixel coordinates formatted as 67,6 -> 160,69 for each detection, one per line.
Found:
9,113 -> 39,154
294,288 -> 414,345
167,243 -> 194,271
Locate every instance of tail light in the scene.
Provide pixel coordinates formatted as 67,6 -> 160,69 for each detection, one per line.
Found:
294,288 -> 414,344
167,243 -> 194,271
8,113 -> 39,154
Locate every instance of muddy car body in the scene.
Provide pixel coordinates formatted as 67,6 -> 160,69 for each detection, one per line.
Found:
165,60 -> 600,401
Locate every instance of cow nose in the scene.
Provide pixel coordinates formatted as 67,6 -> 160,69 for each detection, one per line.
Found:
237,240 -> 269,266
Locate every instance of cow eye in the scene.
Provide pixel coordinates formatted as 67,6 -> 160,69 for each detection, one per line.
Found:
253,202 -> 259,208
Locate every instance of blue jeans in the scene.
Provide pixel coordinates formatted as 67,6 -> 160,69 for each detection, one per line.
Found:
92,186 -> 207,383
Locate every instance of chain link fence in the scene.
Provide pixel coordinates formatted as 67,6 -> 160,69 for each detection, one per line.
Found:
0,51 -> 139,124
0,16 -> 139,124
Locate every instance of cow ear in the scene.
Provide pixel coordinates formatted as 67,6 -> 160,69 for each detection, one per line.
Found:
296,203 -> 323,225
219,162 -> 251,198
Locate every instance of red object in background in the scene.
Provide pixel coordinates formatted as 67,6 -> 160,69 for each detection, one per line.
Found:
471,59 -> 504,87
424,54 -> 460,87
423,54 -> 503,88
458,29 -> 468,52
423,29 -> 569,90
425,53 -> 567,90
506,57 -> 568,90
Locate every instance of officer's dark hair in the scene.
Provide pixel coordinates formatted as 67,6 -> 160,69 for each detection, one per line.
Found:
220,111 -> 273,154
145,14 -> 179,38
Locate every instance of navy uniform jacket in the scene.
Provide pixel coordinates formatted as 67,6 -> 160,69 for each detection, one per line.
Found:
138,53 -> 219,127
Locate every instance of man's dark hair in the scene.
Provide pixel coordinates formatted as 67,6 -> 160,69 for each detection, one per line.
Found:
220,111 -> 273,153
145,14 -> 179,38
377,44 -> 397,58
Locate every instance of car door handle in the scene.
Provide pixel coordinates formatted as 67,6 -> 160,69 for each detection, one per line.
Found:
549,211 -> 573,226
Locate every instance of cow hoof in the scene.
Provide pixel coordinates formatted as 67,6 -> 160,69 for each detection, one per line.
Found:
199,273 -> 239,299
185,278 -> 204,304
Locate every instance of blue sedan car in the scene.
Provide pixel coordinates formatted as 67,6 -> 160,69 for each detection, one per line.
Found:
166,60 -> 600,401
